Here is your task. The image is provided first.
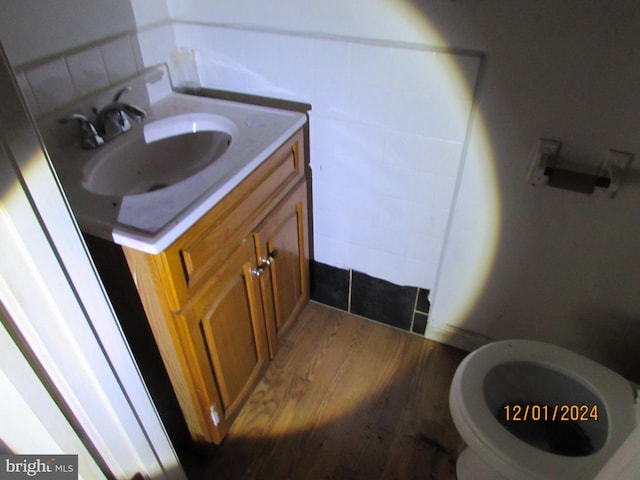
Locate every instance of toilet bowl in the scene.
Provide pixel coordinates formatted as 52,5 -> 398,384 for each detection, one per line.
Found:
449,339 -> 638,480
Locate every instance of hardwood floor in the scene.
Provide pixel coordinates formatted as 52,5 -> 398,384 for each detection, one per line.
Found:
180,301 -> 467,480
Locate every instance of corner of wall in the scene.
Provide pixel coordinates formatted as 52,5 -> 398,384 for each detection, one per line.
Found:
425,321 -> 493,352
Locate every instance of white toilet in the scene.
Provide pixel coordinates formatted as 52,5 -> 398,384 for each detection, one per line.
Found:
449,339 -> 638,480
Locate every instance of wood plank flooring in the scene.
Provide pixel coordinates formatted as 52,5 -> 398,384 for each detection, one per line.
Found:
181,301 -> 467,480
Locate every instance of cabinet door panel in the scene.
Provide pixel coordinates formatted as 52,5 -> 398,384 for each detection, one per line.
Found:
200,268 -> 259,409
175,239 -> 268,443
255,181 -> 309,356
269,217 -> 302,330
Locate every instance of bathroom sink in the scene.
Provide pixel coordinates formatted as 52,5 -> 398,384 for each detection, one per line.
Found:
82,113 -> 234,196
47,87 -> 306,253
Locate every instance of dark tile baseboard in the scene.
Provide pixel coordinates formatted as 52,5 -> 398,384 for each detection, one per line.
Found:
310,261 -> 431,335
309,261 -> 350,310
350,271 -> 415,331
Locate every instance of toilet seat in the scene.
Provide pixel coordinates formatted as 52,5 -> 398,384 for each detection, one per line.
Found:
450,340 -> 637,480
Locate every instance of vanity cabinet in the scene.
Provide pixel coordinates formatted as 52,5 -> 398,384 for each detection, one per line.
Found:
121,128 -> 309,445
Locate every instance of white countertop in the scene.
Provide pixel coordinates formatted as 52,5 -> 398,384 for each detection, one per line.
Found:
49,91 -> 307,254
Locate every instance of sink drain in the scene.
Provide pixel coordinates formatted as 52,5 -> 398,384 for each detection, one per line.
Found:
147,183 -> 168,192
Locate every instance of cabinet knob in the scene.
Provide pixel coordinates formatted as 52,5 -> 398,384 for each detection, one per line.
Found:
250,266 -> 265,277
260,249 -> 278,265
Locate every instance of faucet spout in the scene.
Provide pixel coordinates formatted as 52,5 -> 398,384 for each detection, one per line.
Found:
95,86 -> 146,141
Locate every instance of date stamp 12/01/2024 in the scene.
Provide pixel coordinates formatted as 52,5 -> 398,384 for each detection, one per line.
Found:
502,404 -> 599,422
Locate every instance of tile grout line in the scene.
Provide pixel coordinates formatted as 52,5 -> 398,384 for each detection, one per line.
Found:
409,287 -> 420,333
347,268 -> 353,313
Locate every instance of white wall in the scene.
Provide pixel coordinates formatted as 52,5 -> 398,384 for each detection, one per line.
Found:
422,0 -> 640,384
0,0 -> 170,65
1,0 -> 137,65
0,0 -> 172,117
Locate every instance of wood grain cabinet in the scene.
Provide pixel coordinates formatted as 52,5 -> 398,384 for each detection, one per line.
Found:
122,128 -> 309,445
255,180 -> 309,357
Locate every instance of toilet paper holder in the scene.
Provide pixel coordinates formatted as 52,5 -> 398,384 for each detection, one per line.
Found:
527,139 -> 634,196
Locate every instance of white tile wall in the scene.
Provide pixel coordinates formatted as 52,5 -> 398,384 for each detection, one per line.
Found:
170,24 -> 480,289
174,23 -> 249,91
25,58 -> 77,113
101,36 -> 139,84
66,47 -> 110,97
17,32 -> 146,117
277,35 -> 315,104
136,24 -> 175,70
243,31 -> 280,95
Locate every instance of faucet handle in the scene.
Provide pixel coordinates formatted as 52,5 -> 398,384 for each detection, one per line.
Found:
110,86 -> 147,122
113,86 -> 133,103
60,114 -> 104,149
121,103 -> 146,123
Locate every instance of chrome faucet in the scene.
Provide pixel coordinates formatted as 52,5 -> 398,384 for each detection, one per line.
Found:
94,86 -> 146,142
60,114 -> 104,149
60,86 -> 146,149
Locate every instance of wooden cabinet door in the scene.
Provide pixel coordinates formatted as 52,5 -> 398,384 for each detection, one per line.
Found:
173,238 -> 269,444
254,180 -> 309,357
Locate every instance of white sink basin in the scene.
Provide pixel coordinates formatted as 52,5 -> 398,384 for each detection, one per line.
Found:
82,114 -> 234,196
47,90 -> 306,253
